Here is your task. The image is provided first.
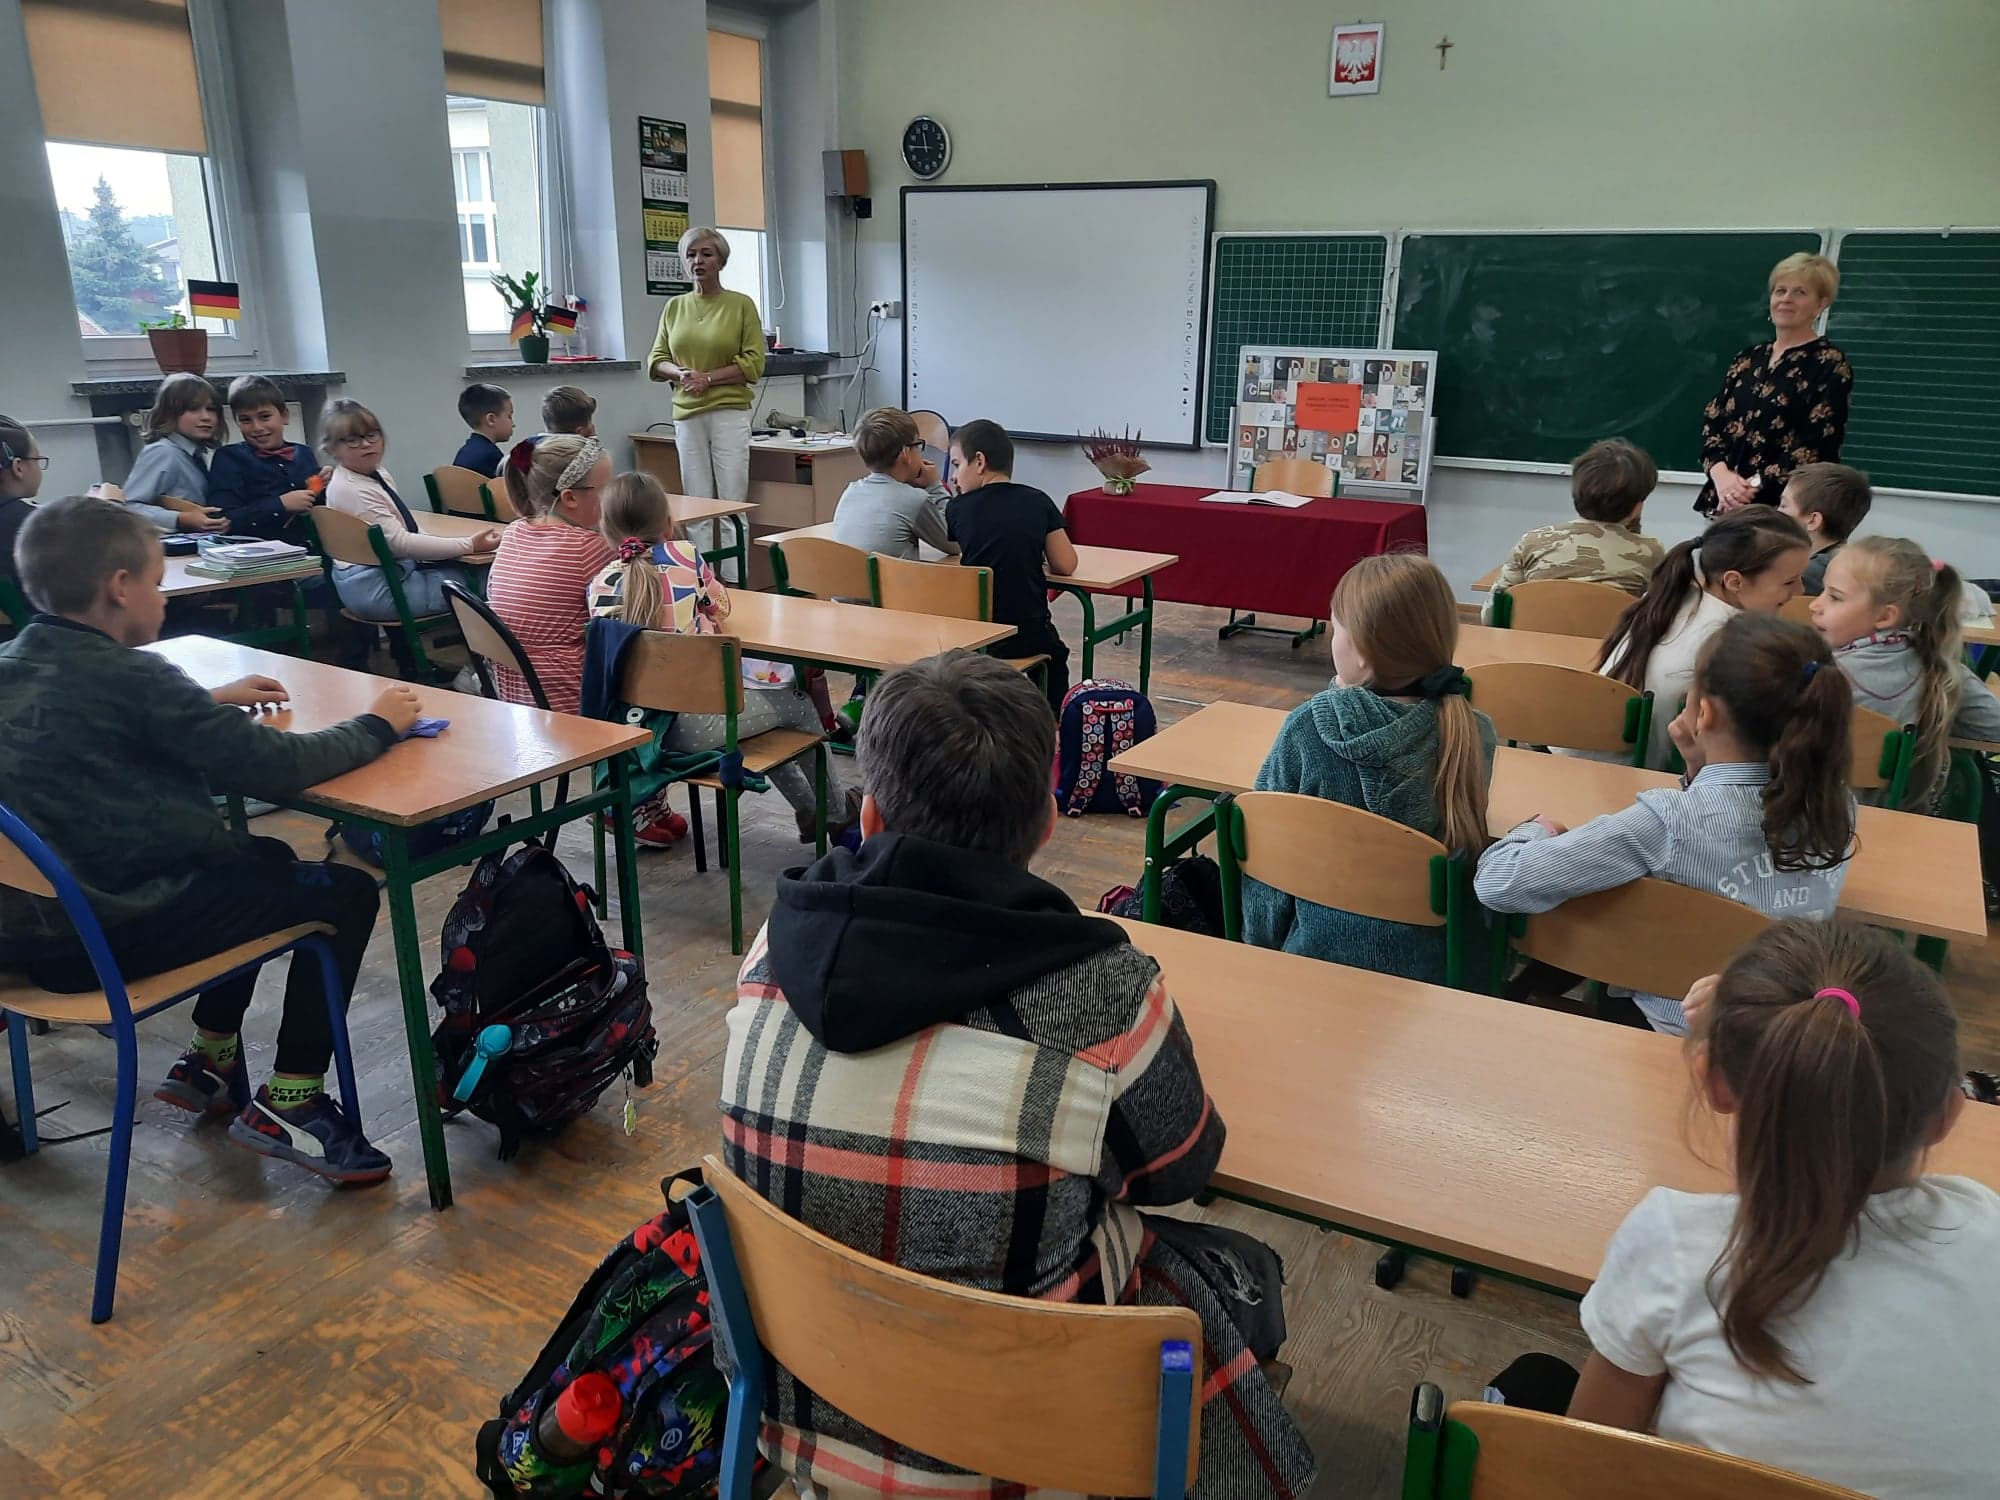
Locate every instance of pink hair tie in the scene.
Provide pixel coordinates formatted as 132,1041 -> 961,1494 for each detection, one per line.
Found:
617,536 -> 650,564
1815,986 -> 1861,1019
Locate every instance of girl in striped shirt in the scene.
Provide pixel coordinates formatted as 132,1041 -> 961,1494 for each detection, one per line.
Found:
1477,613 -> 1856,1033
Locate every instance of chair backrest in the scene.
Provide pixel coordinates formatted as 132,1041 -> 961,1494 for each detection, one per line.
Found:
692,1155 -> 1200,1496
1495,579 -> 1634,639
428,464 -> 498,520
442,581 -> 550,709
1848,703 -> 1905,793
1222,790 -> 1446,932
616,627 -> 741,718
303,505 -> 383,567
1251,457 -> 1334,498
773,536 -> 873,601
908,408 -> 951,458
870,552 -> 991,621
1426,1394 -> 1862,1499
1511,877 -> 1771,1000
1467,662 -> 1649,758
1778,594 -> 1816,627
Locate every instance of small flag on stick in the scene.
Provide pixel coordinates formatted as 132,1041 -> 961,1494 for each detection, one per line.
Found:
543,303 -> 579,335
187,279 -> 241,320
508,305 -> 536,342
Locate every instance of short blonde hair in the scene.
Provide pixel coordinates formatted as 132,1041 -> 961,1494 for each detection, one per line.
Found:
678,225 -> 731,267
318,398 -> 382,460
1769,252 -> 1839,302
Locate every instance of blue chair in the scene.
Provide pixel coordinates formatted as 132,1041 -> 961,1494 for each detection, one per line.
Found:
0,801 -> 364,1324
687,1153 -> 1200,1500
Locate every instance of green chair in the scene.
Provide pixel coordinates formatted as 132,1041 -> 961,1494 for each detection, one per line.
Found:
1850,704 -> 1916,810
1466,662 -> 1651,768
1401,1381 -> 1860,1499
425,465 -> 501,521
617,630 -> 829,955
770,535 -> 872,602
867,552 -> 1050,692
303,507 -> 456,680
1488,578 -> 1633,639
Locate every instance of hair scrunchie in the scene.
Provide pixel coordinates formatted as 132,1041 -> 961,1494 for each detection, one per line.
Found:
1416,665 -> 1471,700
555,435 -> 605,493
508,435 -> 544,473
617,535 -> 651,564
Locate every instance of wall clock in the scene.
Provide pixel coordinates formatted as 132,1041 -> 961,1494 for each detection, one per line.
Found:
901,116 -> 951,180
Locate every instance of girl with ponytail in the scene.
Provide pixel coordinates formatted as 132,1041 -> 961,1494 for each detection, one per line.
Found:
1567,918 -> 1996,1498
484,434 -> 613,716
1592,507 -> 1811,766
1811,536 -> 2000,809
1478,613 -> 1855,1034
1243,552 -> 1497,983
588,471 -> 858,845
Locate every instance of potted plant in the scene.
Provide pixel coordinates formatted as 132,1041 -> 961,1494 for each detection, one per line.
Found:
140,311 -> 208,375
491,271 -> 551,364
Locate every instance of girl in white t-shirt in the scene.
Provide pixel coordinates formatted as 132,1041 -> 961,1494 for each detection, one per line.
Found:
1572,918 -> 2000,1497
1588,506 -> 1809,766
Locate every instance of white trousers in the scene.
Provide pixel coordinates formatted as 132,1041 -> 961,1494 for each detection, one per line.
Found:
674,407 -> 752,556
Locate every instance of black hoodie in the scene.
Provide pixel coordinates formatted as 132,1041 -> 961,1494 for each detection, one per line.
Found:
766,832 -> 1127,1054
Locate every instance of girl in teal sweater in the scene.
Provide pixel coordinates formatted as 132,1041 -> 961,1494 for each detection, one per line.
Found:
1243,553 -> 1497,982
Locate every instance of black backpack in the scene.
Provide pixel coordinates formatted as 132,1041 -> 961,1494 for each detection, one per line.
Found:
475,1171 -> 743,1499
430,836 -> 657,1159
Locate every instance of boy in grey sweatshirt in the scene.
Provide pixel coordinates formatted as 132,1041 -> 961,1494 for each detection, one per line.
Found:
830,407 -> 956,560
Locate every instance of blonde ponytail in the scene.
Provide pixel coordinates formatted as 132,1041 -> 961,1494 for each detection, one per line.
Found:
1432,692 -> 1490,856
598,470 -> 676,630
1847,537 -> 1965,807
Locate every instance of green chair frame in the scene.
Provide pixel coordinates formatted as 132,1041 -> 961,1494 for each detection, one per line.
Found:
423,469 -> 500,521
1466,667 -> 1652,770
303,511 -> 459,681
618,632 -> 829,955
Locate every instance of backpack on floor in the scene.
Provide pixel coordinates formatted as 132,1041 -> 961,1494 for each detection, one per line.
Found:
474,1170 -> 743,1499
431,834 -> 656,1160
1053,679 -> 1161,818
1098,853 -> 1225,937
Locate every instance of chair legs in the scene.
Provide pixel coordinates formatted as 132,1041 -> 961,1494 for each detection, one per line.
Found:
724,788 -> 743,956
93,1020 -> 140,1324
687,782 -> 708,874
8,1011 -> 38,1154
311,938 -> 363,1129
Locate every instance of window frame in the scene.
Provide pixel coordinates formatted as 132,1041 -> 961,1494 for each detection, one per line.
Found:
455,99 -> 552,355
708,10 -> 777,315
453,147 -> 502,271
56,0 -> 268,369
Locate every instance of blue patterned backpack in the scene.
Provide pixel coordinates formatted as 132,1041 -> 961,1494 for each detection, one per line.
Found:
1052,678 -> 1161,818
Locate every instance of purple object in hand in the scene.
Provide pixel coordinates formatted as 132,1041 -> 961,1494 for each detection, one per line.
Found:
402,717 -> 450,739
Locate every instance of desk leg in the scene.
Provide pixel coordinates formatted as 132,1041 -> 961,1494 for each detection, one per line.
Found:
609,755 -> 644,963
1141,786 -> 1220,923
1074,590 -> 1098,684
728,515 -> 748,588
379,832 -> 453,1210
1138,577 -> 1155,697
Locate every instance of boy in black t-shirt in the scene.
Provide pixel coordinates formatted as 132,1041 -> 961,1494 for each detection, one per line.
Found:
946,419 -> 1078,712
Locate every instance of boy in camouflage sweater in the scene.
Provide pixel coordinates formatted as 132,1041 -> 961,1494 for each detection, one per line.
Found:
1492,437 -> 1663,599
0,497 -> 421,1183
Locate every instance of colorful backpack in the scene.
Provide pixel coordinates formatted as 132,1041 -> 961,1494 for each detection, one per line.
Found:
475,1172 -> 742,1499
1053,679 -> 1161,818
430,835 -> 657,1159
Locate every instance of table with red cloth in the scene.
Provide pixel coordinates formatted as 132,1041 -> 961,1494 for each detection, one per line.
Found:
1063,483 -> 1428,626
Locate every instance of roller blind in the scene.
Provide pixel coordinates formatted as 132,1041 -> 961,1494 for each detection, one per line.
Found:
23,0 -> 208,155
709,29 -> 765,232
441,0 -> 545,106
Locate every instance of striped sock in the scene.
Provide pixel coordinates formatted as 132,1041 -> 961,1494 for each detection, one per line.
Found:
266,1075 -> 324,1111
191,1031 -> 239,1068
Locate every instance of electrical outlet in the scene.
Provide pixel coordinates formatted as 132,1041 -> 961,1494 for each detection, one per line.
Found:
869,299 -> 903,320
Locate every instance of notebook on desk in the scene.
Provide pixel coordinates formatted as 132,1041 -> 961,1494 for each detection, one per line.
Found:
1197,490 -> 1317,509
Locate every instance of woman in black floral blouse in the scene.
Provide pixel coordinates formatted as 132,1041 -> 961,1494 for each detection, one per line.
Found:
1695,252 -> 1853,516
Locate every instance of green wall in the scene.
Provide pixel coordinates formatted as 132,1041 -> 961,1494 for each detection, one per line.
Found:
838,0 -> 2000,238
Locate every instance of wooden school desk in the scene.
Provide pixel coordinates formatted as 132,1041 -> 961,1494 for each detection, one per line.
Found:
718,590 -> 1016,673
632,430 -> 865,588
1063,483 -> 1426,644
671,495 -> 758,586
149,635 -> 652,1211
1111,705 -> 1986,944
412,508 -> 498,565
759,522 -> 1179,694
162,552 -> 323,654
1109,916 -> 2000,1295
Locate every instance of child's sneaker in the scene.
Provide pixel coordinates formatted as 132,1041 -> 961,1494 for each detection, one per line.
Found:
154,1047 -> 250,1117
228,1086 -> 392,1184
634,800 -> 689,848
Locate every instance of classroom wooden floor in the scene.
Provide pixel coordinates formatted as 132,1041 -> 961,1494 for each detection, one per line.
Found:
5,597 -> 1996,1499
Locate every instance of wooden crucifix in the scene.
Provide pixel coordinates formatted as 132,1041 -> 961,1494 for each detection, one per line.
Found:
1436,36 -> 1453,70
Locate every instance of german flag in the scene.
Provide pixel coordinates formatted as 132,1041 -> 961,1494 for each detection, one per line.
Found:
508,305 -> 536,342
188,279 -> 241,320
543,303 -> 579,335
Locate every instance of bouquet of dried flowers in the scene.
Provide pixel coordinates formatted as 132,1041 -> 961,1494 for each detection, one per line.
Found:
1080,427 -> 1149,495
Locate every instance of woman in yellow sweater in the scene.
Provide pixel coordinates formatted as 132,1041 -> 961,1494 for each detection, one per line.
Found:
645,226 -> 767,530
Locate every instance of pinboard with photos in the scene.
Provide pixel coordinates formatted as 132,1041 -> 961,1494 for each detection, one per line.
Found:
1229,346 -> 1440,497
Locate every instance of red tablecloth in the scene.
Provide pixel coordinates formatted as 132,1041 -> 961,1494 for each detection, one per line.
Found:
1064,484 -> 1428,620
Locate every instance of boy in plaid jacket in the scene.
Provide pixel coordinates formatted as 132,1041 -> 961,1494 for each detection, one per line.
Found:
717,650 -> 1315,1499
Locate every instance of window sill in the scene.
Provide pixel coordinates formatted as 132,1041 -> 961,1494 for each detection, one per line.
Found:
462,358 -> 643,378
71,370 -> 346,400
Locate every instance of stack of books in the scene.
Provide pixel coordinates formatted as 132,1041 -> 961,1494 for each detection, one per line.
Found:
185,536 -> 314,581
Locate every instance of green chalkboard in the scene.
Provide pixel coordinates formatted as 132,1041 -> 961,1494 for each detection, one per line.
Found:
1390,231 -> 1820,469
1829,232 -> 2000,497
1206,234 -> 1389,444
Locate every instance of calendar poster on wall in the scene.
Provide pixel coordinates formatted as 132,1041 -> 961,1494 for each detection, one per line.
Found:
639,116 -> 691,296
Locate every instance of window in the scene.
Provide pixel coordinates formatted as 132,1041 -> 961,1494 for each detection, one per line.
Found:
25,0 -> 238,348
441,0 -> 548,341
709,27 -> 770,312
